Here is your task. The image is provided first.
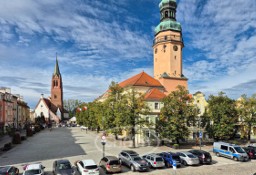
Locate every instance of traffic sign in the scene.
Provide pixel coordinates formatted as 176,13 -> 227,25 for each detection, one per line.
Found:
172,160 -> 177,170
199,132 -> 203,139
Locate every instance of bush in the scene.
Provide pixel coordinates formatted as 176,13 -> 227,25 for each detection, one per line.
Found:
12,132 -> 21,144
3,142 -> 12,151
173,144 -> 179,149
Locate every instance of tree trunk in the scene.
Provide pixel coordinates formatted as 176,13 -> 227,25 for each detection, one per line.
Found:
132,127 -> 136,148
175,138 -> 180,144
248,124 -> 251,143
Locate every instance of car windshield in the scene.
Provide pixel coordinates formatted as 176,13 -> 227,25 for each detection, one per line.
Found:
156,157 -> 163,161
85,165 -> 98,170
24,170 -> 41,175
172,155 -> 180,160
109,160 -> 120,165
58,163 -> 72,170
133,157 -> 142,161
0,167 -> 8,173
234,147 -> 246,153
188,154 -> 197,158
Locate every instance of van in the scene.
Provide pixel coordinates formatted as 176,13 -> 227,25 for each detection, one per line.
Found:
213,142 -> 249,161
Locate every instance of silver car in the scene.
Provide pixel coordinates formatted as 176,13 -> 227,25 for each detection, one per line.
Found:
142,154 -> 165,168
176,151 -> 200,166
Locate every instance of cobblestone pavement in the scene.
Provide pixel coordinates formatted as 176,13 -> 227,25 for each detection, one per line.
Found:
0,127 -> 256,175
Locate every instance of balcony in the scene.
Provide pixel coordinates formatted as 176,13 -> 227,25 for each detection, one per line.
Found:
153,34 -> 183,45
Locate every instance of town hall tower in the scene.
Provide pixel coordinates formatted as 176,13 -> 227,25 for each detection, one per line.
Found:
153,0 -> 188,94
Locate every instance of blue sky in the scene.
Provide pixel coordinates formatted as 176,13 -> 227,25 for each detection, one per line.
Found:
0,0 -> 255,108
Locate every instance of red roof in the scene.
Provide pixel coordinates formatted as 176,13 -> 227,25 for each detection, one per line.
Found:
144,88 -> 166,101
119,72 -> 163,88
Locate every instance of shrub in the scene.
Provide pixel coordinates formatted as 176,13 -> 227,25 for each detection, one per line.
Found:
12,132 -> 21,144
3,142 -> 12,151
173,143 -> 179,149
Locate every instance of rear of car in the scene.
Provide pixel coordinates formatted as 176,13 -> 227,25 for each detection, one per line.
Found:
189,150 -> 212,164
169,152 -> 182,167
23,164 -> 45,175
0,166 -> 19,175
107,159 -> 122,173
130,156 -> 149,172
143,154 -> 165,168
78,159 -> 99,175
99,156 -> 122,174
177,152 -> 199,166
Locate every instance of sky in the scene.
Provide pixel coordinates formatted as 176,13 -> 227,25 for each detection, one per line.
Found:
0,0 -> 255,109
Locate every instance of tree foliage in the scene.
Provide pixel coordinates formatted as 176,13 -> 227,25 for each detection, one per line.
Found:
237,94 -> 256,141
205,92 -> 238,140
157,86 -> 198,144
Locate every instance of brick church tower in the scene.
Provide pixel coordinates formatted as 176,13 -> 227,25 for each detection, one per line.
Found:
51,57 -> 63,111
153,0 -> 188,95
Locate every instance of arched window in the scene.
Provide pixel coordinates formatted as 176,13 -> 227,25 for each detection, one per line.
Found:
165,11 -> 168,18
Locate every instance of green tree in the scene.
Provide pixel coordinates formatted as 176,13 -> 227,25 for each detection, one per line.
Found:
206,92 -> 238,140
121,89 -> 150,148
237,94 -> 256,141
157,86 -> 198,144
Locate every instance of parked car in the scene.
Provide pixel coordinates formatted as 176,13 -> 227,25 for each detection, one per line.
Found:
157,152 -> 181,168
118,150 -> 139,165
243,147 -> 256,159
188,149 -> 212,164
168,152 -> 183,167
99,156 -> 122,174
23,163 -> 45,175
176,151 -> 200,166
52,159 -> 75,175
142,154 -> 165,168
0,166 -> 19,175
213,142 -> 249,161
118,150 -> 149,172
76,159 -> 99,175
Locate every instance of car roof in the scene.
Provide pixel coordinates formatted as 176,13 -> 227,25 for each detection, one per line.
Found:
121,150 -> 138,154
25,164 -> 42,170
56,159 -> 71,164
81,159 -> 96,166
0,166 -> 11,172
178,151 -> 192,155
104,156 -> 119,161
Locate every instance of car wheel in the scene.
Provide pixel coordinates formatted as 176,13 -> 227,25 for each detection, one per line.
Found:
233,157 -> 238,161
216,152 -> 220,157
166,162 -> 171,168
183,160 -> 187,166
131,165 -> 135,172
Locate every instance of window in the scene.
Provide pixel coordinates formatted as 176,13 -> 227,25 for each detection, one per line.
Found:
155,103 -> 159,109
155,48 -> 157,54
54,95 -> 57,99
165,11 -> 168,18
221,145 -> 228,151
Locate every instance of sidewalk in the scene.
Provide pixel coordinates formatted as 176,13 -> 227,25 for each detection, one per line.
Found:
0,130 -> 26,153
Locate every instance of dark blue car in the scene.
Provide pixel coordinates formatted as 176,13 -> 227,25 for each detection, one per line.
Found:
157,152 -> 182,168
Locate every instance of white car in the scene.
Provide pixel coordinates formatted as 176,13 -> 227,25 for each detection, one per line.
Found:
76,159 -> 99,175
23,163 -> 45,175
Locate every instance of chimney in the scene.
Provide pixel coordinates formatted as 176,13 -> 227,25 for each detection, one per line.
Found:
41,94 -> 44,99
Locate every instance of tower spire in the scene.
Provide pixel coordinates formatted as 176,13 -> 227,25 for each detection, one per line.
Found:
54,53 -> 60,76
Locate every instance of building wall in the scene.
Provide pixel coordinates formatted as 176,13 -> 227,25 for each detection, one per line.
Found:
153,30 -> 183,79
159,77 -> 188,95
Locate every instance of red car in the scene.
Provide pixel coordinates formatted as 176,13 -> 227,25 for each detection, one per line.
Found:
243,147 -> 256,159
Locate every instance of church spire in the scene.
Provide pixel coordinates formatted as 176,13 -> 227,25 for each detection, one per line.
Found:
54,53 -> 60,76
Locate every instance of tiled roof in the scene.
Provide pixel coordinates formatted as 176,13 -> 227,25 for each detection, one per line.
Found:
119,71 -> 163,88
144,88 -> 166,101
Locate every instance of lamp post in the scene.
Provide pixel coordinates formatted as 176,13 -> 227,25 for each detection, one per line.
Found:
101,135 -> 106,157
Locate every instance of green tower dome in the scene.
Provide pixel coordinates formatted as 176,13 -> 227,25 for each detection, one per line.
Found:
155,20 -> 181,34
159,0 -> 176,9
